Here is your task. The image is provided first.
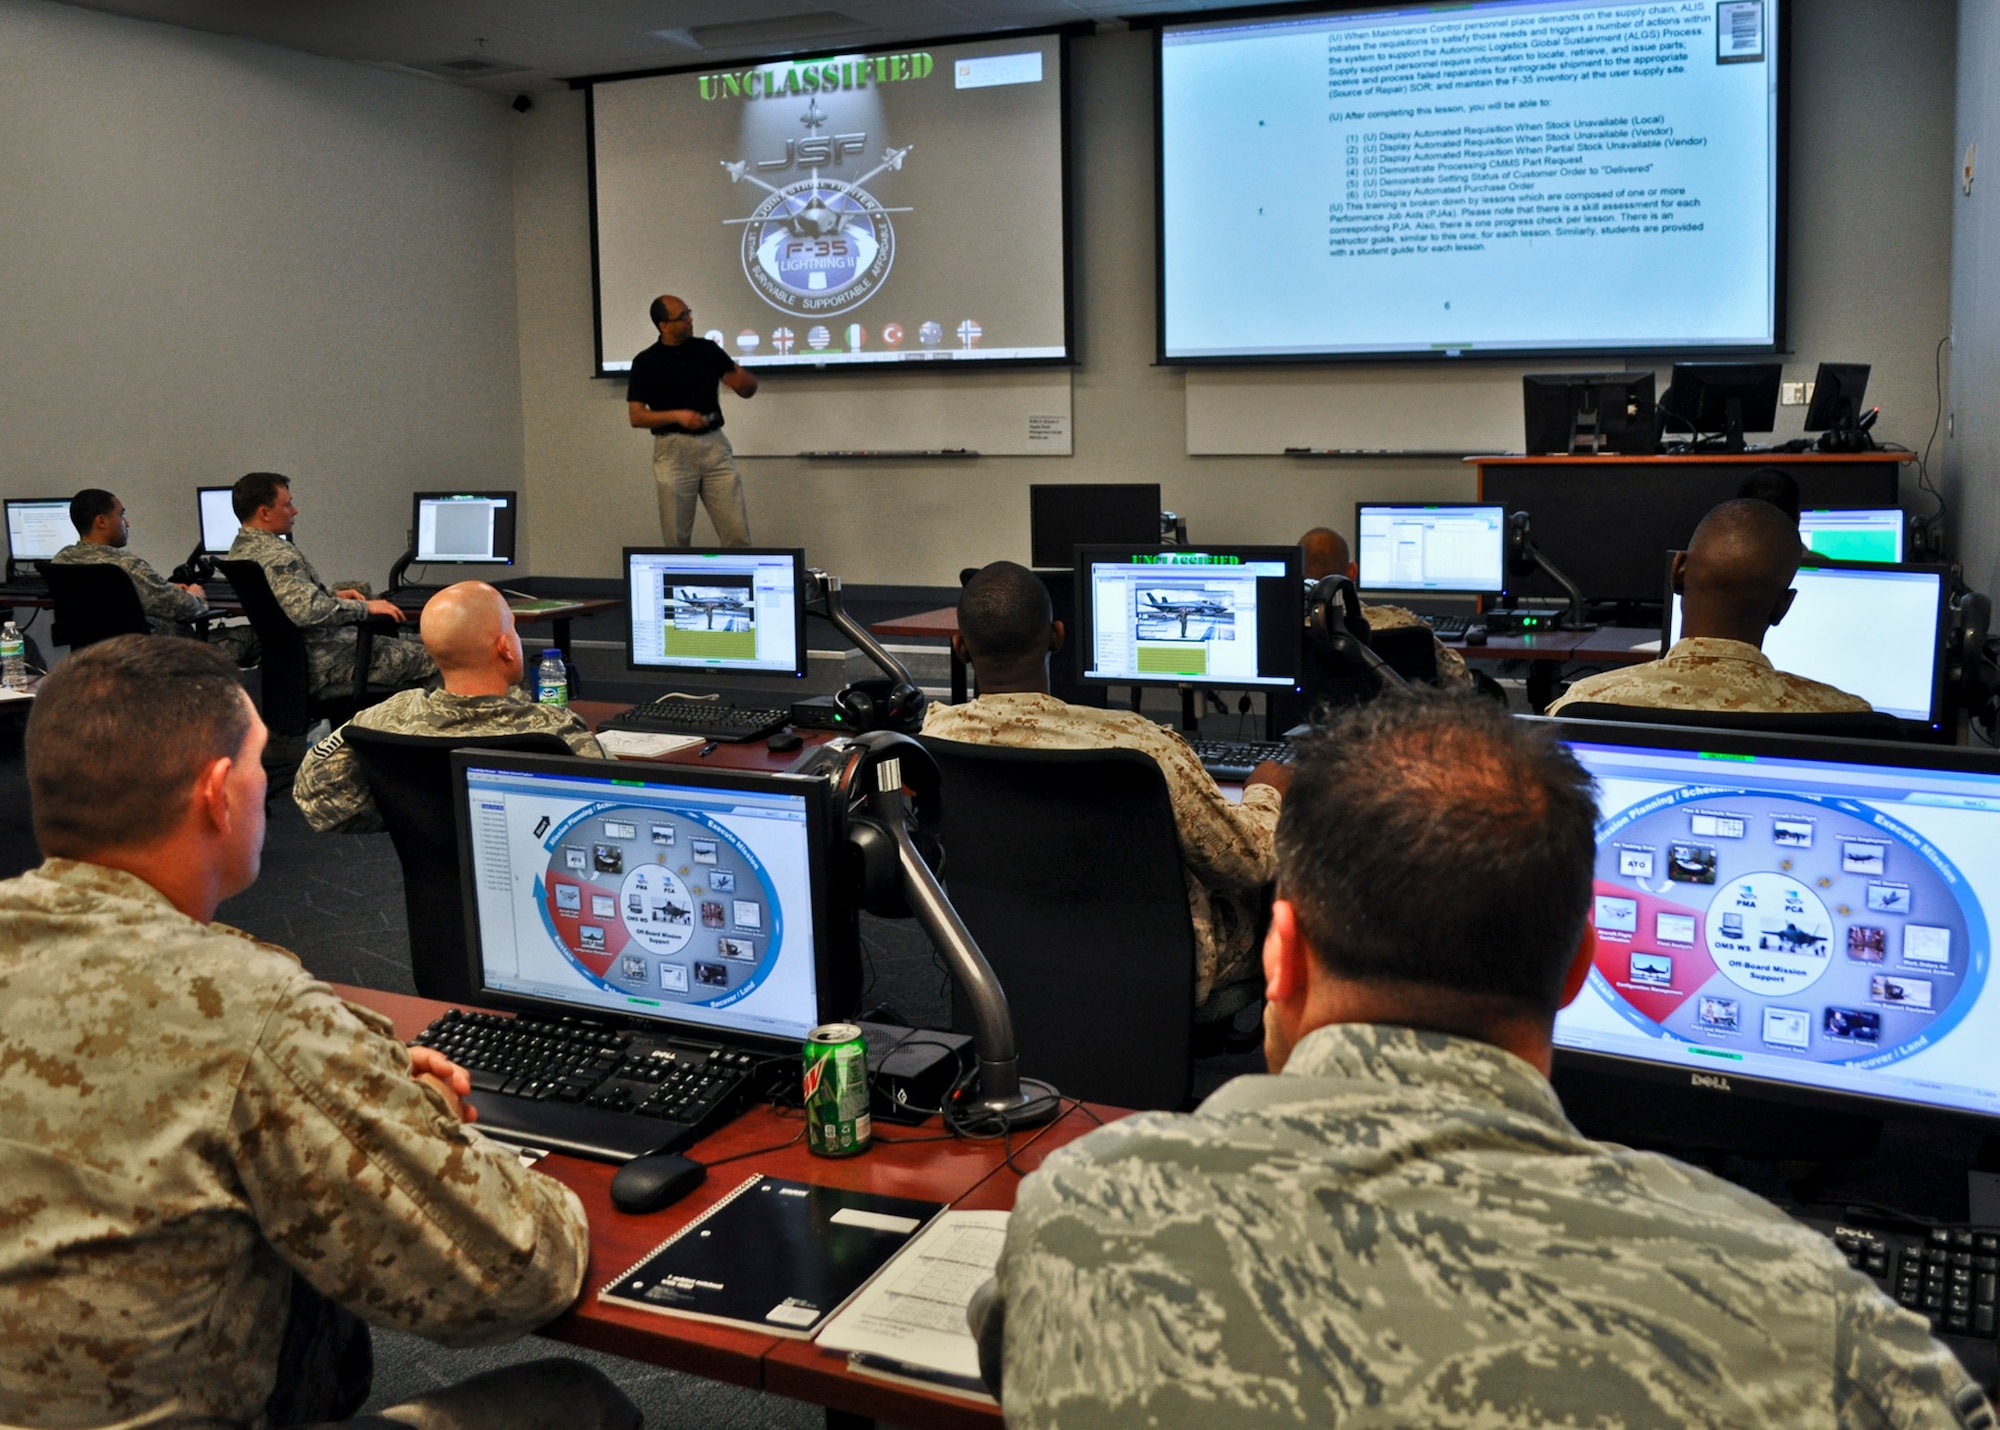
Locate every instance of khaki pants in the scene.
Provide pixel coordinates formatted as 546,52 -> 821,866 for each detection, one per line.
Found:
652,430 -> 752,547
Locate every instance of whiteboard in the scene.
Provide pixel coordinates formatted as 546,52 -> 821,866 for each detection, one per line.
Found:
725,369 -> 1072,457
1186,365 -> 1566,455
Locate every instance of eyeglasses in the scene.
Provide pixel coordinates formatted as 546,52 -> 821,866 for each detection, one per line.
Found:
663,309 -> 693,323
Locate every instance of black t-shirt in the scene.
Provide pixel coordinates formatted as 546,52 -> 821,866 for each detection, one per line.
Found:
626,338 -> 737,433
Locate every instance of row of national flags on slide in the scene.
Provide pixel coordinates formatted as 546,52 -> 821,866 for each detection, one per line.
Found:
716,319 -> 982,355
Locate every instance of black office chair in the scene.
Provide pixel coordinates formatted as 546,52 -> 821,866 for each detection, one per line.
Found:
36,562 -> 155,650
1556,702 -> 1908,741
918,736 -> 1205,1110
216,559 -> 392,736
344,727 -> 579,1001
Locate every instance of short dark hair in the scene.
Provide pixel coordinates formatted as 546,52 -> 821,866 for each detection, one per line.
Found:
649,296 -> 671,325
231,472 -> 290,523
957,562 -> 1051,663
1737,467 -> 1801,524
28,636 -> 252,857
1276,694 -> 1599,1011
69,488 -> 118,536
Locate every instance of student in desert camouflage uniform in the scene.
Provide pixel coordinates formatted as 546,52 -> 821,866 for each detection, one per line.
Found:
0,636 -> 637,1430
981,694 -> 1990,1430
1549,497 -> 1870,716
50,487 -> 258,662
294,581 -> 606,834
1299,526 -> 1472,687
923,560 -> 1292,1010
224,470 -> 437,699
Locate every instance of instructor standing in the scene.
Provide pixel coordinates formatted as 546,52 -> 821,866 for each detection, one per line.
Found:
628,293 -> 759,546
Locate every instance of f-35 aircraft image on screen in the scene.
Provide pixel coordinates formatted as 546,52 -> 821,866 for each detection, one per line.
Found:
1134,589 -> 1233,641
667,588 -> 753,632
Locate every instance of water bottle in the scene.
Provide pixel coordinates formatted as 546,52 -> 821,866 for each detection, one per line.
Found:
0,622 -> 25,691
535,648 -> 567,707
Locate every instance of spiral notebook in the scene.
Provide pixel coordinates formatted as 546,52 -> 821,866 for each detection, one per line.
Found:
597,1174 -> 945,1337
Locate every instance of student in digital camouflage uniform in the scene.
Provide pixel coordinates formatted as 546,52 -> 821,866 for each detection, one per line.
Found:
295,580 -> 607,833
51,486 -> 258,662
0,636 -> 637,1430
1549,497 -> 1870,716
224,470 -> 437,698
923,560 -> 1292,1011
979,693 -> 1990,1430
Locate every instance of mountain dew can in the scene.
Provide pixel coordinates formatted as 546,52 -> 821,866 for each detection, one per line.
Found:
804,1023 -> 871,1157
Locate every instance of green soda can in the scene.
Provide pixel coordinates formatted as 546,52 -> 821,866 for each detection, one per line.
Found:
803,1023 -> 871,1157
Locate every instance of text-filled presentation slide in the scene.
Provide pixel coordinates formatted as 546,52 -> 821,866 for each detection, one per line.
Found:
1161,0 -> 1779,358
592,33 -> 1068,372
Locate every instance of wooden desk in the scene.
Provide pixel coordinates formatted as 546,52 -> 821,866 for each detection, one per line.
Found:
340,983 -> 1116,1427
571,700 -> 832,769
870,606 -> 964,703
503,597 -> 620,661
1445,624 -> 1658,711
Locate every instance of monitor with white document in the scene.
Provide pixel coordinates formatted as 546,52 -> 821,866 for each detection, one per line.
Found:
1355,503 -> 1506,596
1662,558 -> 1949,733
5,498 -> 71,580
1546,719 -> 2000,1129
414,491 -> 516,566
1797,508 -> 1904,564
197,487 -> 239,555
1075,545 -> 1304,689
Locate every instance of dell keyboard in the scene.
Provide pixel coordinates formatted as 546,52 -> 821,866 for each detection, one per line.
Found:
1801,1214 -> 1999,1387
602,697 -> 790,742
411,1009 -> 771,1162
1189,738 -> 1295,782
1424,613 -> 1473,639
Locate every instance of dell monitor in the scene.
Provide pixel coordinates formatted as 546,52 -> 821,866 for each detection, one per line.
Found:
1662,362 -> 1783,451
1075,545 -> 1304,689
5,498 -> 71,579
1356,504 -> 1506,596
1522,372 -> 1657,456
1798,508 -> 1904,564
196,487 -> 239,555
625,547 -> 807,680
414,491 -> 516,566
1664,558 -> 1949,732
1547,719 -> 2000,1127
1803,362 -> 1872,433
1031,484 -> 1162,570
453,749 -> 847,1048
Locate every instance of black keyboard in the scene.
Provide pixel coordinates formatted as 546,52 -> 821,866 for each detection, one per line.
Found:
412,1009 -> 771,1162
1189,738 -> 1295,782
602,697 -> 790,742
1424,613 -> 1473,639
1801,1214 -> 1999,1387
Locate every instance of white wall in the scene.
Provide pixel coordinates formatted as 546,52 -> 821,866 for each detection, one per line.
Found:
513,0 -> 1960,589
0,0 -> 525,588
1948,0 -> 1998,594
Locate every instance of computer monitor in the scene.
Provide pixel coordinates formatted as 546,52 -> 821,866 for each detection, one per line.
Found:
197,487 -> 238,555
1803,362 -> 1871,432
1030,484 -> 1162,570
1662,362 -> 1783,450
1075,545 -> 1304,689
5,498 -> 71,578
625,547 -> 807,680
413,491 -> 516,566
1663,558 -> 1949,731
1522,372 -> 1657,456
452,750 -> 846,1048
1798,508 -> 1904,563
1355,503 -> 1506,596
1546,718 -> 2000,1127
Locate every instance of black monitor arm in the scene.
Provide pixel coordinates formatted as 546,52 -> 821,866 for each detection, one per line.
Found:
1507,512 -> 1594,631
807,568 -> 919,687
1305,576 -> 1411,695
386,544 -> 418,594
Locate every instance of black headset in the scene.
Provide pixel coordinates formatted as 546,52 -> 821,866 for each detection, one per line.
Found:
825,730 -> 943,918
833,677 -> 928,735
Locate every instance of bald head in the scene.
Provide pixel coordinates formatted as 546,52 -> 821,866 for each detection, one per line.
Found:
420,582 -> 523,693
1675,498 -> 1805,648
650,293 -> 693,344
1300,528 -> 1351,582
954,561 -> 1061,695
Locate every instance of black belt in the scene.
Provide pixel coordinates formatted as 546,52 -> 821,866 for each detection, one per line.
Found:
656,425 -> 718,437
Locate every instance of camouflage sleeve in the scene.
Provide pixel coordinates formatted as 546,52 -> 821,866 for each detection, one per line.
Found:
1143,725 -> 1279,894
291,723 -> 379,834
556,710 -> 609,759
229,979 -> 589,1346
264,549 -> 368,630
1835,1278 -> 1993,1429
124,558 -> 208,624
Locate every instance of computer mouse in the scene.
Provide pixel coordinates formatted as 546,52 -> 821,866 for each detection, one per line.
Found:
1462,624 -> 1489,646
610,1152 -> 707,1214
766,730 -> 803,752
